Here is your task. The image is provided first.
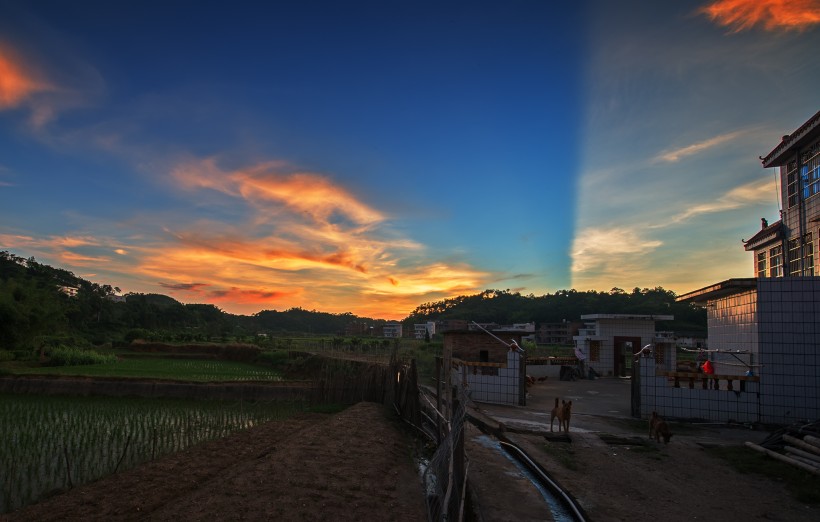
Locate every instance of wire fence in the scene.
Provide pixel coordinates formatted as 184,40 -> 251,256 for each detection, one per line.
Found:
420,386 -> 469,521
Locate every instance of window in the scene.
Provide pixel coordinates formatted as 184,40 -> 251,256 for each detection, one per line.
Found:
788,234 -> 814,276
769,246 -> 783,277
589,341 -> 600,362
801,143 -> 820,200
757,251 -> 767,278
806,233 -> 815,276
788,238 -> 800,275
787,161 -> 799,208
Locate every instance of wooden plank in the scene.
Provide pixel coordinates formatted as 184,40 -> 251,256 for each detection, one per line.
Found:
804,435 -> 820,449
745,442 -> 820,476
783,434 -> 820,457
785,445 -> 820,464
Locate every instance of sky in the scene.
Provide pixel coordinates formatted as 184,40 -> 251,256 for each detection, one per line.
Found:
1,0 -> 819,320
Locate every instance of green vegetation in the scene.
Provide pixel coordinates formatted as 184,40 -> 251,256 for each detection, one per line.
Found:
10,357 -> 283,381
705,445 -> 820,504
0,393 -> 310,513
45,346 -> 117,367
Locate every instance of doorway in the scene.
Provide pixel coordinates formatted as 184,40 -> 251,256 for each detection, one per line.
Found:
613,336 -> 642,377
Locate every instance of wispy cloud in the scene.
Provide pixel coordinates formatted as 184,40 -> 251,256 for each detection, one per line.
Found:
654,130 -> 746,163
571,227 -> 662,275
660,177 -> 775,226
699,0 -> 820,32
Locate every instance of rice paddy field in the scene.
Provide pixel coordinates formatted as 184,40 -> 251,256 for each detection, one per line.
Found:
0,393 -> 305,513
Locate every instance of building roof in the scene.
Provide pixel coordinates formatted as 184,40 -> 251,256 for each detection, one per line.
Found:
761,110 -> 820,168
579,314 -> 673,321
676,278 -> 756,304
743,219 -> 783,251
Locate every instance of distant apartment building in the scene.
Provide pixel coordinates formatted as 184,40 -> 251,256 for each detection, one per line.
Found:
413,322 -> 435,340
536,320 -> 581,345
57,285 -> 79,297
382,323 -> 403,338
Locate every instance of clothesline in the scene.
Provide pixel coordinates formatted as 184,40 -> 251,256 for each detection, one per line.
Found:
680,347 -> 751,354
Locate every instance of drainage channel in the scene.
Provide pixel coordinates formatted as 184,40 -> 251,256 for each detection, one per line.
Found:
497,439 -> 588,522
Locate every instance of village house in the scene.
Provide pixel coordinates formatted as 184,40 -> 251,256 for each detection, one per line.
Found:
572,314 -> 674,377
641,111 -> 820,424
444,328 -> 527,406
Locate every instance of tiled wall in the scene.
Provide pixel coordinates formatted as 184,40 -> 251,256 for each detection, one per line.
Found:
639,358 -> 760,422
757,277 -> 820,424
452,349 -> 521,406
707,288 -> 758,377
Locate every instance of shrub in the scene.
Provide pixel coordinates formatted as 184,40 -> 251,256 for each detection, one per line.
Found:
46,346 -> 117,366
257,350 -> 290,367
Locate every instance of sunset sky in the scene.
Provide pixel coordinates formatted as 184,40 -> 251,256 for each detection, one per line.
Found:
1,1 -> 819,319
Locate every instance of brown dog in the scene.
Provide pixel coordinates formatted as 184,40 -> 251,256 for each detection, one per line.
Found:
649,411 -> 672,443
550,397 -> 572,432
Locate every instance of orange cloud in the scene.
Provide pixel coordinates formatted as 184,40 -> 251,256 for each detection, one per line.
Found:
171,158 -> 385,227
700,0 -> 820,32
207,287 -> 301,305
0,46 -> 51,110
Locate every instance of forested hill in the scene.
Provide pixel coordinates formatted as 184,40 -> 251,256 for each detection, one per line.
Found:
1,251 -> 706,351
0,251 -> 382,350
405,288 -> 706,334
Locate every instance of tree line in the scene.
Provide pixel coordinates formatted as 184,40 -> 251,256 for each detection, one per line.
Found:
0,251 -> 705,352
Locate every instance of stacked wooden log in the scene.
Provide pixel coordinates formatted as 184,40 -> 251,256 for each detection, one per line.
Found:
746,421 -> 820,476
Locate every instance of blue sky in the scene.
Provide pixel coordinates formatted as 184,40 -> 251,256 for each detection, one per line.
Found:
1,1 -> 818,319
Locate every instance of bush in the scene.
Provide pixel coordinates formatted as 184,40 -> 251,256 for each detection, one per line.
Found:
46,346 -> 117,366
257,350 -> 290,367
